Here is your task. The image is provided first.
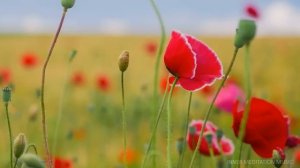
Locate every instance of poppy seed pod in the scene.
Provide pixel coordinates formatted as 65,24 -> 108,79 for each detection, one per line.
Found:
118,50 -> 129,72
13,133 -> 27,159
234,19 -> 256,48
2,87 -> 11,103
272,148 -> 285,168
20,154 -> 45,168
204,132 -> 214,146
216,129 -> 224,142
61,0 -> 75,9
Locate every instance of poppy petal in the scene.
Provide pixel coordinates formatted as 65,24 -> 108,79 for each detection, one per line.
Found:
164,31 -> 196,78
221,137 -> 235,155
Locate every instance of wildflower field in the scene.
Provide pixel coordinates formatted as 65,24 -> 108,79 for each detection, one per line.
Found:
1,1 -> 300,168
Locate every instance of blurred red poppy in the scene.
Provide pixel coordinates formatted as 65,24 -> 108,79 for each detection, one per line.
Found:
164,31 -> 223,92
96,75 -> 110,91
232,97 -> 288,158
245,4 -> 260,19
71,72 -> 85,86
118,148 -> 139,165
145,41 -> 157,56
54,157 -> 72,168
187,120 -> 234,156
160,75 -> 178,94
199,85 -> 214,96
295,150 -> 300,164
21,52 -> 38,68
0,68 -> 11,85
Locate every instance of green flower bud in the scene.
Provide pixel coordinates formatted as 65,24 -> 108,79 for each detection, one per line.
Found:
118,50 -> 129,72
61,0 -> 75,9
13,133 -> 27,159
176,137 -> 185,155
234,19 -> 256,48
69,49 -> 77,63
2,86 -> 11,103
20,154 -> 45,168
272,148 -> 285,168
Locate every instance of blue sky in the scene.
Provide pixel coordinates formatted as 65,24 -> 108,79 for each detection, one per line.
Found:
1,0 -> 300,36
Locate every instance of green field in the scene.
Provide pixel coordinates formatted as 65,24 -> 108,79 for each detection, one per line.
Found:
0,35 -> 300,167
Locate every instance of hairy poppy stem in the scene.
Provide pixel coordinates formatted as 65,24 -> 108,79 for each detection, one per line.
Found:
141,78 -> 169,168
167,77 -> 179,168
233,43 -> 252,168
40,9 -> 67,168
26,144 -> 38,154
4,103 -> 13,168
121,72 -> 128,168
177,92 -> 193,168
189,48 -> 239,168
149,0 -> 166,166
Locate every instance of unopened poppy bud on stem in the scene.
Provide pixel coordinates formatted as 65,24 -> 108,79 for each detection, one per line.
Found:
118,50 -> 129,72
272,148 -> 285,168
20,153 -> 45,168
176,137 -> 185,155
2,86 -> 11,103
14,133 -> 27,159
234,19 -> 256,48
61,0 -> 75,10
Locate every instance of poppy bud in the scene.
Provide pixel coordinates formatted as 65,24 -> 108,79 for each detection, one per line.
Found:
61,0 -> 75,10
234,19 -> 256,48
20,154 -> 45,168
13,133 -> 27,159
69,49 -> 77,63
216,129 -> 223,142
2,86 -> 11,103
118,50 -> 129,72
204,132 -> 214,146
272,148 -> 285,168
176,137 -> 185,155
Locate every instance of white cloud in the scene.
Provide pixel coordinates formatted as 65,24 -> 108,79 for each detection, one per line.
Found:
97,18 -> 130,35
21,15 -> 48,33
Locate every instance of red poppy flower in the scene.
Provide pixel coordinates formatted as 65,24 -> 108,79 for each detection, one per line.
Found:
0,68 -> 11,85
164,31 -> 223,92
160,75 -> 178,94
295,150 -> 300,164
232,97 -> 288,158
187,120 -> 234,156
21,52 -> 38,68
145,42 -> 157,56
118,148 -> 139,165
245,4 -> 260,19
199,85 -> 214,96
286,135 -> 300,148
71,72 -> 85,86
96,75 -> 110,91
54,157 -> 72,168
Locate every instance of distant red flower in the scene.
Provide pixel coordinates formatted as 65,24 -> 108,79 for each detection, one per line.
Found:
187,120 -> 234,156
0,68 -> 11,85
160,75 -> 178,94
200,85 -> 214,96
54,157 -> 72,168
286,135 -> 300,148
71,72 -> 85,86
232,98 -> 288,158
145,42 -> 157,56
164,31 -> 223,92
245,4 -> 260,19
212,81 -> 245,113
118,148 -> 139,165
295,150 -> 300,164
96,75 -> 110,91
21,52 -> 38,68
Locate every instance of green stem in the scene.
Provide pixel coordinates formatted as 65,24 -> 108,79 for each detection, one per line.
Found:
189,48 -> 239,168
121,72 -> 127,168
233,44 -> 252,168
26,144 -> 38,154
209,146 -> 217,168
149,0 -> 166,166
40,9 -> 67,168
13,159 -> 18,168
167,77 -> 179,168
52,60 -> 72,155
5,103 -> 13,168
141,78 -> 169,168
177,92 -> 193,168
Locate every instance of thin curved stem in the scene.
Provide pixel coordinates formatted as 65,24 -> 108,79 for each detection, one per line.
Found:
26,144 -> 38,155
40,9 -> 67,168
233,44 -> 252,168
177,92 -> 193,168
189,48 -> 239,168
141,79 -> 169,168
167,77 -> 179,168
5,103 -> 13,168
121,72 -> 128,168
13,159 -> 18,168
